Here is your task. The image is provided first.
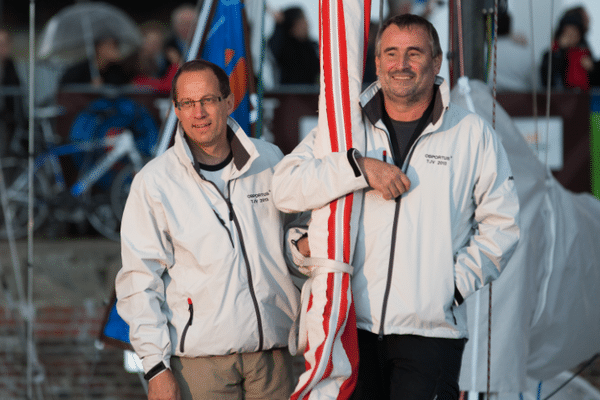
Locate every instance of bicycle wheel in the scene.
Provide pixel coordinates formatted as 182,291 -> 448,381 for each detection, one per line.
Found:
84,189 -> 121,242
0,157 -> 50,239
110,162 -> 136,220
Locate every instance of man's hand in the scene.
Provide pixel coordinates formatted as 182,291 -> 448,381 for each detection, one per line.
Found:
296,235 -> 310,257
357,156 -> 411,200
148,369 -> 181,400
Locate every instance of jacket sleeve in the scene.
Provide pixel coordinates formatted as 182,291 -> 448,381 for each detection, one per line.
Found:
272,128 -> 369,213
454,123 -> 520,303
115,173 -> 174,374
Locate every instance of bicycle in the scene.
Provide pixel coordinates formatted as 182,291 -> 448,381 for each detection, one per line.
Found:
0,104 -> 151,242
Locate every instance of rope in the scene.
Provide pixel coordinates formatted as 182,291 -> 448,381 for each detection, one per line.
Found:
529,0 -> 539,154
544,0 -> 555,168
486,1 -> 499,397
455,0 -> 465,78
484,15 -> 492,83
492,0 -> 498,130
255,0 -> 267,139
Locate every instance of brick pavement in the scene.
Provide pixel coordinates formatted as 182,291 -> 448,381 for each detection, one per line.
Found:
0,238 -> 598,398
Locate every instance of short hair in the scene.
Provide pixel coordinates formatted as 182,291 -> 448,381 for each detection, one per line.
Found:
375,14 -> 442,59
171,60 -> 231,103
171,3 -> 197,26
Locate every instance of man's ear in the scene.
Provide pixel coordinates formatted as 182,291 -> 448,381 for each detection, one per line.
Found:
173,101 -> 181,119
226,94 -> 235,114
434,54 -> 442,75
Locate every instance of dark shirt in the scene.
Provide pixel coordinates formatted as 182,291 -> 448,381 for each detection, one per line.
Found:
390,119 -> 420,162
1,58 -> 20,86
269,34 -> 319,85
60,60 -> 130,86
1,58 -> 22,155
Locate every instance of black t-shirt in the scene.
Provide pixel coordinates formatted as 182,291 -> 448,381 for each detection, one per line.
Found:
390,119 -> 419,163
381,86 -> 438,167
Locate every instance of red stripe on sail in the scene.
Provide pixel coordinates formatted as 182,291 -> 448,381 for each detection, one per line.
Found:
339,275 -> 359,398
323,0 -> 339,153
292,273 -> 337,399
336,0 -> 353,151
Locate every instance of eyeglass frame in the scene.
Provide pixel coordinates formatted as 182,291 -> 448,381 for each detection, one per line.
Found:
175,95 -> 224,110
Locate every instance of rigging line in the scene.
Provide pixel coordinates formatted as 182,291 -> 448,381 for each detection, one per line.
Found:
255,0 -> 267,139
455,0 -> 465,77
379,0 -> 383,30
542,353 -> 600,400
529,0 -> 539,154
492,0 -> 498,130
27,1 -> 37,399
486,2 -> 499,398
544,0 -> 554,168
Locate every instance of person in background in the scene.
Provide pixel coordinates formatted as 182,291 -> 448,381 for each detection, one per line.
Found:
489,12 -> 533,92
59,35 -> 129,87
272,14 -> 520,399
116,60 -> 301,400
165,3 -> 197,60
0,27 -> 23,157
126,21 -> 181,95
268,6 -> 319,85
541,6 -> 598,91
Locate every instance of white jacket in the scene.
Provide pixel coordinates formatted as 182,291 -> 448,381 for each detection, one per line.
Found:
273,78 -> 519,339
116,118 -> 300,374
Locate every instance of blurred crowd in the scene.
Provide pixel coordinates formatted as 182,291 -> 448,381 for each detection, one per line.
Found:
0,1 -> 599,135
57,3 -> 196,94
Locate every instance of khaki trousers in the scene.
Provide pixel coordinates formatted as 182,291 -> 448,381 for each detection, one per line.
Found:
170,348 -> 295,400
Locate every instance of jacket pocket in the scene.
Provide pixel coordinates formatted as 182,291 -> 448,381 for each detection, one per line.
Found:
179,298 -> 194,353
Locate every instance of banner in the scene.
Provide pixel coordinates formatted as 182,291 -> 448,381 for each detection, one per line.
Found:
200,0 -> 252,135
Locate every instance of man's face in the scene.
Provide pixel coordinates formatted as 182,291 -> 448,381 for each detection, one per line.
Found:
96,38 -> 121,64
173,69 -> 234,152
175,9 -> 197,43
375,24 -> 441,106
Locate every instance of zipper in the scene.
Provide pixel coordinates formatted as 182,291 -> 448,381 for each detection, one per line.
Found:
194,170 -> 264,349
376,93 -> 440,338
225,182 -> 264,351
180,298 -> 193,353
377,138 -> 422,340
217,181 -> 265,351
197,171 -> 235,248
212,208 -> 234,247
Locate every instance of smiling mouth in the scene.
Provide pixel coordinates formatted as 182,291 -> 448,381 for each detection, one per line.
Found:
390,71 -> 415,80
193,122 -> 211,129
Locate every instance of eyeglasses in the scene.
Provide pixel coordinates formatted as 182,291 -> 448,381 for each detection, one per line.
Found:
176,96 -> 223,110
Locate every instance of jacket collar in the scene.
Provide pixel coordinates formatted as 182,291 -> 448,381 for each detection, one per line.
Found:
173,116 -> 258,178
360,76 -> 449,129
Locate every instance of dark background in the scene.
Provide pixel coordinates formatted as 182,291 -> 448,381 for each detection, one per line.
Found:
0,0 -> 200,30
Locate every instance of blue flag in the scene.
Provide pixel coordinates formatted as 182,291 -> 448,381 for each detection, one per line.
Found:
201,0 -> 251,135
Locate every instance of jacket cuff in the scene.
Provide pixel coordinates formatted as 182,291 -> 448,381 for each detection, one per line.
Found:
144,361 -> 168,381
347,148 -> 363,177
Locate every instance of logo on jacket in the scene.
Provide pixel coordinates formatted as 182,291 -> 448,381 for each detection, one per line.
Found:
424,154 -> 452,166
247,191 -> 270,204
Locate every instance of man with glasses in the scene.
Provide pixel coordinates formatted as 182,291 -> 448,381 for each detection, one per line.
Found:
116,60 -> 301,400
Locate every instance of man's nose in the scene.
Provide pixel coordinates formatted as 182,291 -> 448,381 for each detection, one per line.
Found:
192,102 -> 207,115
401,53 -> 411,67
